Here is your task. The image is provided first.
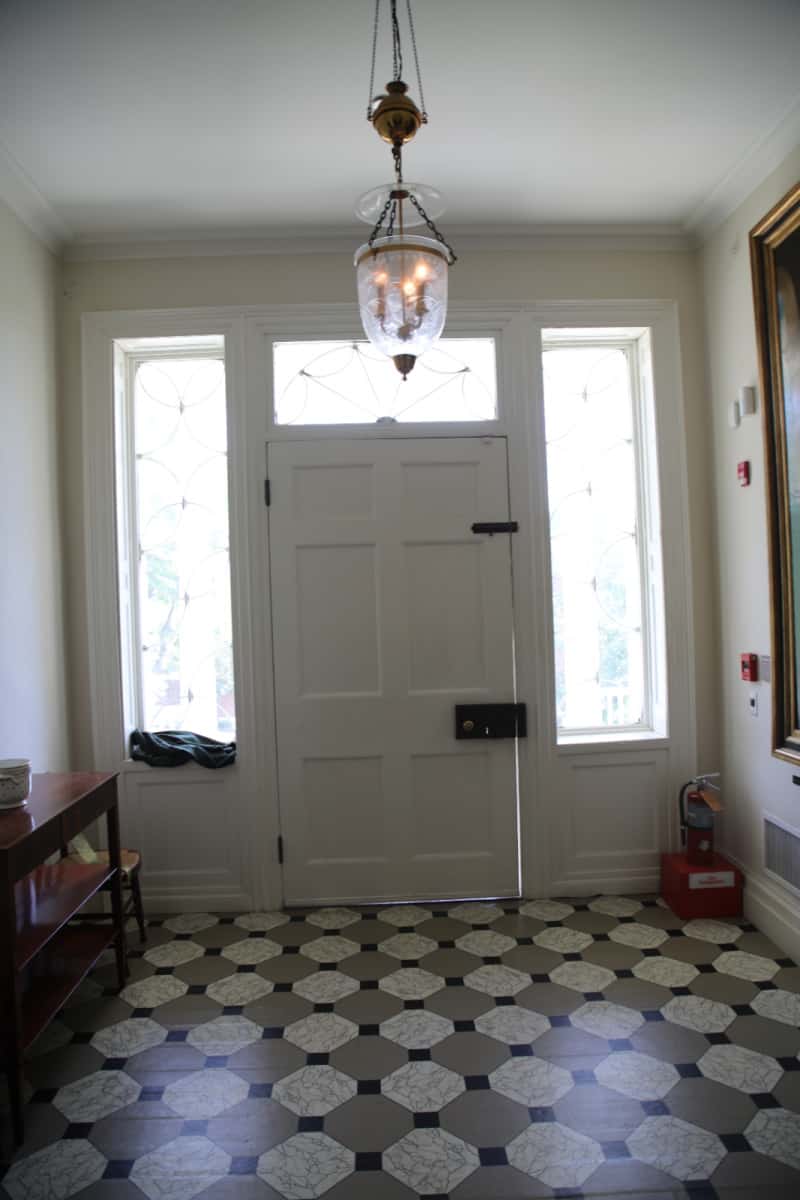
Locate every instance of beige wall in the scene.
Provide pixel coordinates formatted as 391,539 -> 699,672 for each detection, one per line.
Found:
702,149 -> 800,886
61,242 -> 714,771
0,199 -> 69,770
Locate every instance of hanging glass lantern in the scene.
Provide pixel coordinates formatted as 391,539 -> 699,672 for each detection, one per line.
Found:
355,2 -> 456,379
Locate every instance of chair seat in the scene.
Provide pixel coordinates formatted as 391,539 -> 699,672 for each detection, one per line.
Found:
69,848 -> 141,877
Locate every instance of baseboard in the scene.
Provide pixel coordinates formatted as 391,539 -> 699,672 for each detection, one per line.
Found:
722,850 -> 800,962
549,872 -> 660,897
141,889 -> 254,914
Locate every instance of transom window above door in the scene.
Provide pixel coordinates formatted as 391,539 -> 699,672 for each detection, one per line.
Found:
272,338 -> 497,425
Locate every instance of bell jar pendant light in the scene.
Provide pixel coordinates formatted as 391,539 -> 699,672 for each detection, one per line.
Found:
355,0 -> 457,379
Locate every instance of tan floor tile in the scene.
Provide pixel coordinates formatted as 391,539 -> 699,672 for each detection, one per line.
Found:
630,1020 -> 709,1063
604,978 -> 672,1011
774,965 -> 800,994
420,948 -> 478,977
61,997 -> 132,1034
582,1158 -> 682,1195
324,1095 -> 413,1151
657,937 -> 720,964
190,925 -> 248,949
432,1031 -> 510,1076
243,992 -> 312,1027
89,1114 -> 183,1158
337,951 -> 396,981
774,1070 -> 800,1113
440,1090 -> 529,1147
255,956 -> 317,984
712,1149 -> 800,1189
515,982 -> 583,1016
416,917 -> 471,941
174,958 -> 234,986
582,941 -> 642,970
334,989 -> 403,1024
329,1035 -> 407,1081
266,922 -> 323,947
206,1098 -> 295,1155
553,1082 -> 644,1142
736,931 -> 787,959
125,1043 -> 206,1079
688,972 -> 757,1005
563,911 -> 618,935
728,1013 -> 800,1057
154,994 -> 221,1027
533,1026 -> 608,1060
427,988 -> 494,1021
492,914 -> 546,938
23,1043 -> 104,1089
324,1173 -> 415,1200
502,945 -> 562,975
665,1077 -> 757,1133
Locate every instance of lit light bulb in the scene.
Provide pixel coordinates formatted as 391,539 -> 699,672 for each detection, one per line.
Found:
414,262 -> 429,281
402,279 -> 416,296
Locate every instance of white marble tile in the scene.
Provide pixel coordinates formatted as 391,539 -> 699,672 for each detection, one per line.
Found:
455,929 -> 517,957
463,964 -> 531,997
144,939 -> 205,968
383,1128 -> 479,1195
595,1051 -> 679,1100
380,1009 -> 455,1049
698,1043 -> 782,1093
258,1132 -> 355,1199
221,936 -> 282,965
661,995 -> 735,1034
306,907 -> 361,930
3,1138 -> 106,1200
284,1013 -> 359,1053
163,1068 -> 250,1118
587,896 -> 643,917
533,926 -> 593,954
448,902 -> 505,925
380,967 -> 445,1000
714,950 -> 779,982
26,1019 -> 73,1059
377,932 -> 438,960
519,899 -> 574,922
234,911 -> 291,932
205,973 -> 275,1006
609,922 -> 668,949
300,936 -> 361,964
121,974 -> 188,1009
272,1065 -> 358,1116
54,1069 -> 140,1122
549,961 -> 615,994
682,918 -> 743,944
746,1107 -> 800,1171
186,1015 -> 262,1056
377,904 -> 431,927
489,1056 -> 574,1106
382,1060 -> 465,1111
130,1135 -> 230,1200
474,1005 -> 550,1045
752,987 -> 800,1027
506,1122 -> 604,1188
90,1017 -> 167,1059
626,1115 -> 726,1181
164,914 -> 219,934
632,956 -> 698,988
570,1001 -> 644,1040
293,971 -> 360,1004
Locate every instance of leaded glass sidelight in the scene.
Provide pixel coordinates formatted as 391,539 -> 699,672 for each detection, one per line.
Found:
543,336 -> 658,735
130,354 -> 235,740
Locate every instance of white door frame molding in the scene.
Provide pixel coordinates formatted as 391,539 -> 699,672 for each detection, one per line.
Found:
81,299 -> 695,908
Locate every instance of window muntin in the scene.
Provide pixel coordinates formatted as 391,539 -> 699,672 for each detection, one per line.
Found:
273,338 -> 497,425
543,332 -> 664,737
120,348 -> 236,740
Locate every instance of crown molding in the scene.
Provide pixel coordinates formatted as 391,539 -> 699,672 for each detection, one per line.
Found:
63,223 -> 690,262
0,136 -> 69,251
685,94 -> 800,241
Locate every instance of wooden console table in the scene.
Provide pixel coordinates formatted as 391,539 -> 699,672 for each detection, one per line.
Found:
0,772 -> 127,1144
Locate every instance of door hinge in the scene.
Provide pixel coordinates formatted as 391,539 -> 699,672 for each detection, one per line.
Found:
471,521 -> 518,535
277,835 -> 284,865
264,479 -> 271,507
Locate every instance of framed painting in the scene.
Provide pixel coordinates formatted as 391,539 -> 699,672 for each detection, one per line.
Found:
751,180 -> 800,764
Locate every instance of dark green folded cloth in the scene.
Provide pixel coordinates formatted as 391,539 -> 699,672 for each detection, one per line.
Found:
130,730 -> 236,769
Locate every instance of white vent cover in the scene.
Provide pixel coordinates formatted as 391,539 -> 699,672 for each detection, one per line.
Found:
765,815 -> 800,892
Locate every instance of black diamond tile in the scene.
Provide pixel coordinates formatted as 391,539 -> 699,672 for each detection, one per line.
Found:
676,1063 -> 701,1078
102,1058 -> 127,1071
307,1053 -> 329,1065
550,1015 -> 571,1027
131,1008 -> 153,1018
263,1027 -> 284,1039
779,1056 -> 800,1071
166,1030 -> 188,1042
696,963 -> 716,974
155,967 -> 173,976
290,914 -> 306,923
323,930 -> 342,938
511,1045 -> 534,1057
684,1183 -> 719,1199
465,1075 -> 491,1090
584,991 -> 604,1001
479,1148 -> 508,1167
359,1024 -> 380,1037
705,1033 -> 730,1045
454,1020 -> 475,1032
641,949 -> 660,958
315,1004 -> 335,1014
529,1106 -> 556,1122
642,1100 -> 669,1115
362,943 -> 378,953
298,1117 -> 324,1132
445,977 -> 464,987
230,1157 -> 259,1175
732,1003 -> 753,1016
752,1093 -> 781,1108
64,1123 -> 93,1139
182,1120 -> 208,1135
721,1133 -> 751,1152
236,966 -> 256,974
71,1032 -> 93,1044
187,984 -> 206,994
103,1161 -> 134,1180
355,1152 -> 383,1171
275,982 -> 293,993
414,1112 -> 440,1128
320,963 -> 337,972
609,1039 -> 632,1051
205,947 -> 222,957
175,933 -> 192,941
572,1070 -> 595,1085
593,933 -> 610,942
563,953 -> 581,962
438,940 -> 456,949
219,917 -> 236,925
401,960 -> 418,968
249,1083 -> 273,1098
405,999 -> 424,1010
222,1006 -> 244,1016
496,996 -> 515,1006
643,1010 -> 665,1022
361,980 -> 378,991
671,986 -> 692,996
601,1141 -> 631,1160
205,1056 -> 228,1067
409,1049 -> 431,1061
398,926 -> 415,934
282,946 -> 300,956
718,943 -> 738,952
482,956 -> 502,965
358,1080 -> 381,1095
530,973 -> 550,984
140,1087 -> 164,1102
615,969 -> 634,979
777,957 -> 795,968
553,1189 -> 583,1199
756,980 -> 777,991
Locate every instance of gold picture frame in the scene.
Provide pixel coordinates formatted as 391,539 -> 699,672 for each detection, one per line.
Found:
750,180 -> 800,764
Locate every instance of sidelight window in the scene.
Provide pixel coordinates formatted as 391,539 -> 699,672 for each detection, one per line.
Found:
543,328 -> 666,739
114,337 -> 236,741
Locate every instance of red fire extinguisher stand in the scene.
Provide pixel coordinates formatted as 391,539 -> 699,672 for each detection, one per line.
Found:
660,774 -> 743,919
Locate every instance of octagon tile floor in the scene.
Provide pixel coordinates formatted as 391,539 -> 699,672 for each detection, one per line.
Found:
3,897 -> 800,1200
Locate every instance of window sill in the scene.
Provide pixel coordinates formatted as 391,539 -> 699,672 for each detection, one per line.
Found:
556,731 -> 669,755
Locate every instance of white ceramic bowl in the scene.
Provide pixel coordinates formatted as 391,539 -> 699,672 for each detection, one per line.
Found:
0,759 -> 31,806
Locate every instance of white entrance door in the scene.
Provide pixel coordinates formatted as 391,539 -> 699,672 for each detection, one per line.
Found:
268,437 -> 520,905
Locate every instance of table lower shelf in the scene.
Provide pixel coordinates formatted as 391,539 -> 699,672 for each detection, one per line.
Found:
20,922 -> 117,1048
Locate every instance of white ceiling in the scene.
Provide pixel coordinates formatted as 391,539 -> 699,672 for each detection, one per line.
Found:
1,0 -> 799,249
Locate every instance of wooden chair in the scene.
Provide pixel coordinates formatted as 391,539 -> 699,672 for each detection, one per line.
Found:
65,836 -> 147,944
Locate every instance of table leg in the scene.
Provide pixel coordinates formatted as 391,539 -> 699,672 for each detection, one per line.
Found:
1,865 -> 24,1145
106,788 -> 128,986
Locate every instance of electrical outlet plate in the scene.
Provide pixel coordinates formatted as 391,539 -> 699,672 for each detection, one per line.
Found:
749,691 -> 759,717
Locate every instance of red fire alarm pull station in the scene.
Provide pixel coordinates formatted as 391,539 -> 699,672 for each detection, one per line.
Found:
740,653 -> 759,681
737,461 -> 750,486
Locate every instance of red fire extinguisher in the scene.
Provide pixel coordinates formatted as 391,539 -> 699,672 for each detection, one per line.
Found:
679,774 -> 721,865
